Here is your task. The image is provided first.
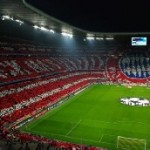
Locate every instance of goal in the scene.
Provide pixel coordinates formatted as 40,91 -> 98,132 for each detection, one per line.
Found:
117,136 -> 146,150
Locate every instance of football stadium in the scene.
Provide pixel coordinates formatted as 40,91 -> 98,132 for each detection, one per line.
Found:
1,0 -> 150,150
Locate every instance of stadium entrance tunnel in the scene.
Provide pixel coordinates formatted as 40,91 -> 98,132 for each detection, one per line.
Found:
119,52 -> 150,79
120,97 -> 150,106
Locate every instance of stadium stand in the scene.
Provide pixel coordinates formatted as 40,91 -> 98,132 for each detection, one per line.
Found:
106,50 -> 150,84
0,37 -> 108,150
1,36 -> 150,149
0,1 -> 149,149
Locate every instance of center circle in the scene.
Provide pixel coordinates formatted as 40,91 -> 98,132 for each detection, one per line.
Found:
120,97 -> 150,107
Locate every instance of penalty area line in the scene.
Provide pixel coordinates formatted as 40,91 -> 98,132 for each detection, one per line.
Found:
23,130 -> 114,145
99,134 -> 104,143
66,119 -> 82,136
51,132 -> 105,144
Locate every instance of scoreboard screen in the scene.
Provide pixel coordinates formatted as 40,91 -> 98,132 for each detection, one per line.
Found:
131,37 -> 147,46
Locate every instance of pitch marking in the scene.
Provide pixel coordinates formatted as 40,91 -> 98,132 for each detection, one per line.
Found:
66,119 -> 81,136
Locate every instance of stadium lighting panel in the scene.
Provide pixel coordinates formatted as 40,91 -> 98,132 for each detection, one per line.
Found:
61,32 -> 73,38
1,15 -> 24,26
96,37 -> 104,40
33,25 -> 40,29
33,25 -> 55,34
86,33 -> 95,40
1,15 -> 13,21
86,36 -> 95,40
49,29 -> 55,33
40,26 -> 49,31
105,37 -> 114,40
15,19 -> 24,25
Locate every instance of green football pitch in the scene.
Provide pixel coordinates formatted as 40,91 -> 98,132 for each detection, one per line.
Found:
21,84 -> 150,150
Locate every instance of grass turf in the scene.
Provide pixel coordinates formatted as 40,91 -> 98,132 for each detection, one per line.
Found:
21,84 -> 150,150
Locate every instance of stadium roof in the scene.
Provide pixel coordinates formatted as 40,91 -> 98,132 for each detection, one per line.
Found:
0,0 -> 150,38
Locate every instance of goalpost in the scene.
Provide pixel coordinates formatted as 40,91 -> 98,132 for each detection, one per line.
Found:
117,136 -> 146,150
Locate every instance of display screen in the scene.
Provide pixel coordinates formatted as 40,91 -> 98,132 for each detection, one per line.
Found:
131,37 -> 147,46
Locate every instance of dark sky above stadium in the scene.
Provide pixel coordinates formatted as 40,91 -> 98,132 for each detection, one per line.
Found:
26,0 -> 149,32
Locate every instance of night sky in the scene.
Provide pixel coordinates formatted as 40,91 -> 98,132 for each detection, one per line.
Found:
26,0 -> 150,32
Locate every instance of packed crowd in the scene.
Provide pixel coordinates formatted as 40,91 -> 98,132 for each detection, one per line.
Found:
0,37 -> 127,150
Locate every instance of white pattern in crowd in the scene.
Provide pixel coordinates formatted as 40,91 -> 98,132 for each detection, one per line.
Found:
83,57 -> 88,70
0,72 -> 100,98
25,60 -> 50,72
0,56 -> 104,80
0,60 -> 31,78
0,77 -> 97,117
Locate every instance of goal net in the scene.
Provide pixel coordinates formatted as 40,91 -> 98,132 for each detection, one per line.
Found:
117,136 -> 146,150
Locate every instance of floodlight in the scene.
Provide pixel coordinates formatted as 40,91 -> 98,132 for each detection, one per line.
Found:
33,25 -> 40,29
1,15 -> 13,21
86,37 -> 95,40
49,29 -> 55,33
61,32 -> 73,38
105,37 -> 114,40
40,27 -> 48,31
96,37 -> 104,40
15,19 -> 24,25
